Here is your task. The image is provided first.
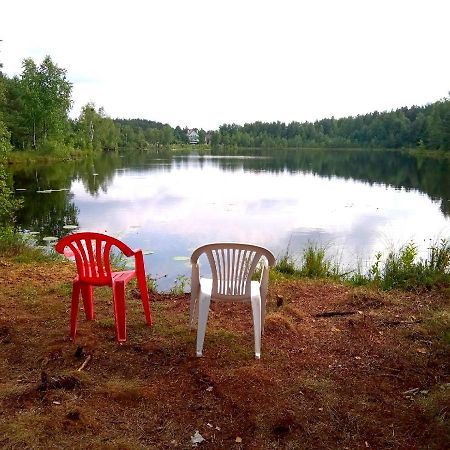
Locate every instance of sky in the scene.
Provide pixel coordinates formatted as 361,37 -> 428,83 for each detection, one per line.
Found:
1,0 -> 449,130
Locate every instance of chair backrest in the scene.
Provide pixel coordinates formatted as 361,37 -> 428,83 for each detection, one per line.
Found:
55,232 -> 135,285
191,243 -> 275,300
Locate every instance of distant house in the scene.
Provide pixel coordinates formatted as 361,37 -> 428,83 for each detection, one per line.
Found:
186,129 -> 199,144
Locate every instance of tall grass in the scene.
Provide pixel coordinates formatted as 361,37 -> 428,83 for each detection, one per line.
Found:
0,227 -> 28,256
273,240 -> 450,291
274,243 -> 341,280
378,240 -> 450,290
2,228 -> 449,293
0,227 -> 61,262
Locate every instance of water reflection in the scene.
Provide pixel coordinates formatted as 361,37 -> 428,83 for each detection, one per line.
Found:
10,149 -> 450,290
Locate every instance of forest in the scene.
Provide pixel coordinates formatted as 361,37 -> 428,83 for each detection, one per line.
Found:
0,55 -> 449,157
213,100 -> 450,150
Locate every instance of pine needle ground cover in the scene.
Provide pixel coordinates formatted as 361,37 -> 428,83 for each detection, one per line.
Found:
0,257 -> 448,449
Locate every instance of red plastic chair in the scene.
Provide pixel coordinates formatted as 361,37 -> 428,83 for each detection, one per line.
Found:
55,232 -> 152,342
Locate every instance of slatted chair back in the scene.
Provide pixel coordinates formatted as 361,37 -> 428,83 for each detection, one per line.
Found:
191,243 -> 276,301
55,232 -> 135,285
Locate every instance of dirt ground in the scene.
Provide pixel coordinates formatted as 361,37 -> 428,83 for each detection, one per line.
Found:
0,257 -> 449,449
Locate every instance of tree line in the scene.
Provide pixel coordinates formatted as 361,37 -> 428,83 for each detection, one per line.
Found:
0,54 -> 449,156
211,99 -> 449,150
0,55 -> 207,155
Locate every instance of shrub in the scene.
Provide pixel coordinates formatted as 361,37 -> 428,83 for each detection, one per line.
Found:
274,254 -> 298,276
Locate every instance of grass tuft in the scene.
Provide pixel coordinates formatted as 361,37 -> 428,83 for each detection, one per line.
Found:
273,240 -> 450,292
0,227 -> 61,263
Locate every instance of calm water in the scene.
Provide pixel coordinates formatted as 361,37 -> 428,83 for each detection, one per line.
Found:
10,148 -> 450,290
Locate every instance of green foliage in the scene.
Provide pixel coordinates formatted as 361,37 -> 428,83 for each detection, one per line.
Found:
211,97 -> 450,151
146,275 -> 158,293
349,240 -> 450,291
299,244 -> 335,278
109,251 -> 127,271
17,56 -> 72,149
37,139 -> 72,156
4,53 -> 447,156
0,172 -> 21,225
274,244 -> 341,279
0,227 -> 60,262
381,242 -> 419,290
274,253 -> 299,276
274,240 -> 450,292
170,275 -> 190,294
0,122 -> 22,226
0,227 -> 27,256
74,104 -> 120,151
369,252 -> 383,282
0,119 -> 12,157
114,119 -> 200,151
427,239 -> 450,273
347,271 -> 369,287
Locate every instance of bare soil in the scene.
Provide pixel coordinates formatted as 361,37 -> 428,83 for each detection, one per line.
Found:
0,257 -> 449,449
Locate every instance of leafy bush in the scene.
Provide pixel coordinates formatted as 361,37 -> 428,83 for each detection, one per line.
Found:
274,253 -> 298,276
38,139 -> 71,157
0,123 -> 22,226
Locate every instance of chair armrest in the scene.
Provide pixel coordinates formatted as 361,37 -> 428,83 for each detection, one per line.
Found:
133,249 -> 146,274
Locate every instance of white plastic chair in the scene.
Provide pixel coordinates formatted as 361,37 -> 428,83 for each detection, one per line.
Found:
190,243 -> 276,359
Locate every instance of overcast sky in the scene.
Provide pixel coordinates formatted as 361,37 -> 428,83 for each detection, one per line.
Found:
1,0 -> 449,130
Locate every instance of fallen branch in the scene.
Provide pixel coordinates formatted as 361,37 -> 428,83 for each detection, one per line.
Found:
382,319 -> 422,326
403,387 -> 420,395
77,355 -> 92,372
315,311 -> 356,318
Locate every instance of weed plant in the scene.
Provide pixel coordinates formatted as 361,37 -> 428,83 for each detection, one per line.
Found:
2,227 -> 449,293
169,275 -> 190,294
0,227 -> 61,262
274,254 -> 299,276
379,240 -> 450,290
298,244 -> 337,278
273,240 -> 450,292
274,243 -> 341,280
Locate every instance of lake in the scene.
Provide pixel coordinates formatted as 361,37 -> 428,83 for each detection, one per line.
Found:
10,148 -> 450,290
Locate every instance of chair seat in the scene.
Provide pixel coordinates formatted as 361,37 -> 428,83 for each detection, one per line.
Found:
75,270 -> 136,286
200,278 -> 261,301
111,270 -> 136,284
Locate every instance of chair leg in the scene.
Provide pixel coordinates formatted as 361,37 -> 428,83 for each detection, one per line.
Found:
112,280 -> 127,343
261,295 -> 267,334
70,281 -> 81,340
81,285 -> 94,320
189,295 -> 198,329
137,273 -> 152,326
196,293 -> 211,357
251,295 -> 262,359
